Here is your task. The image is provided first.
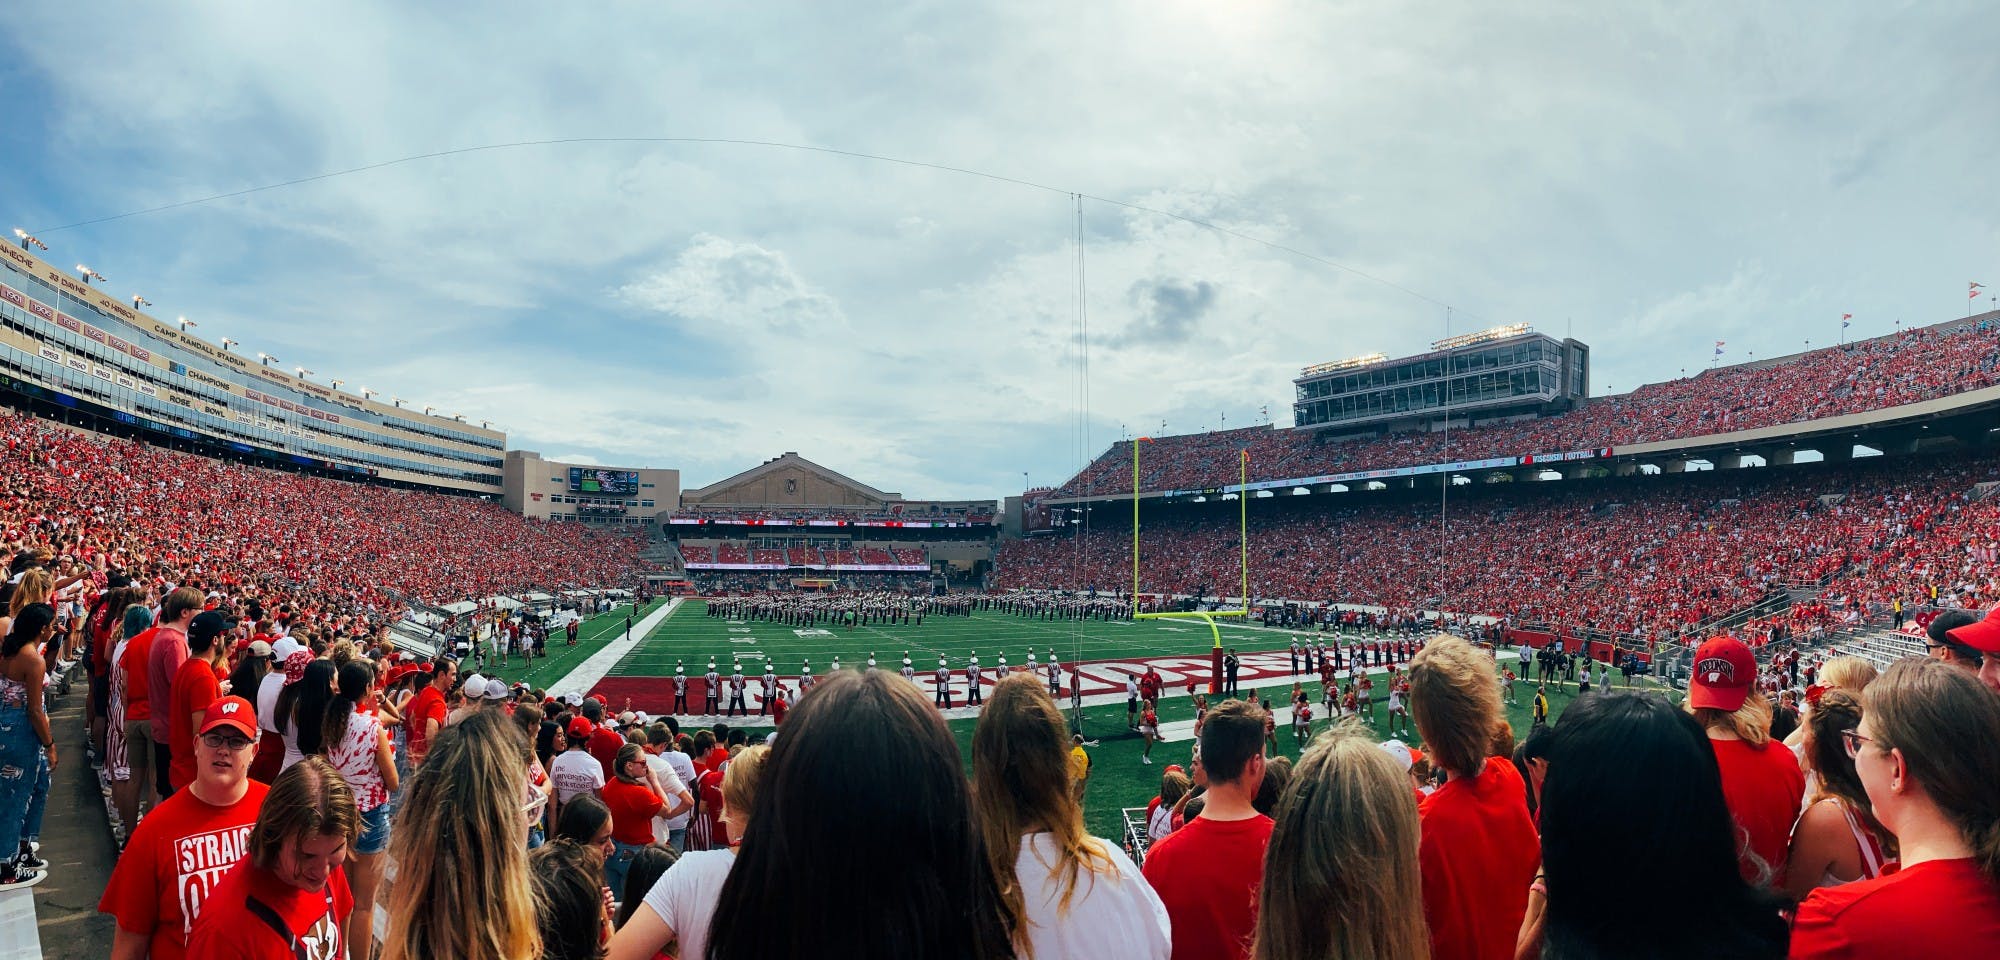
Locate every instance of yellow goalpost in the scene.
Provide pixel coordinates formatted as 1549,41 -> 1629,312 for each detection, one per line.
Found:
1130,440 -> 1250,694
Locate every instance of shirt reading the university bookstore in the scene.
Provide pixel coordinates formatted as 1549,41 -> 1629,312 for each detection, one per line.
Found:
1140,813 -> 1274,960
98,781 -> 271,960
1789,857 -> 2000,958
185,861 -> 353,960
1418,756 -> 1540,960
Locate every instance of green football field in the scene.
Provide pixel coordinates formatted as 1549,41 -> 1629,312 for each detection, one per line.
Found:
586,600 -> 1680,842
606,603 -> 1249,676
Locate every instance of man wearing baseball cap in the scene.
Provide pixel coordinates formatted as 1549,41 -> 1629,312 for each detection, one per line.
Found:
99,696 -> 268,960
1684,635 -> 1804,885
1944,605 -> 2000,694
167,611 -> 236,792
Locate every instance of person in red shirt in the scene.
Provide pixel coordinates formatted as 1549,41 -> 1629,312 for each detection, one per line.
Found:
117,622 -> 161,826
403,658 -> 453,767
583,700 -> 625,780
186,756 -> 356,960
167,612 -> 234,791
697,753 -> 730,849
147,588 -> 204,798
601,743 -> 666,896
99,696 -> 269,960
1686,635 -> 1806,886
1141,698 -> 1273,960
1790,658 -> 2000,958
1408,635 -> 1540,960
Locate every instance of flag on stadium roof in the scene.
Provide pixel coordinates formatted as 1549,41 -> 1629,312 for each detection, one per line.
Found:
1842,313 -> 1852,328
1974,281 -> 1986,299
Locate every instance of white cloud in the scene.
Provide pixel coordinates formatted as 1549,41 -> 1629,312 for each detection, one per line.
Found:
616,234 -> 848,335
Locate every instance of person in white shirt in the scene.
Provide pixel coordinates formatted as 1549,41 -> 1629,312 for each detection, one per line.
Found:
967,653 -> 984,706
638,729 -> 695,851
971,673 -> 1170,960
935,659 -> 953,708
605,746 -> 770,960
759,666 -> 777,716
549,717 -> 606,824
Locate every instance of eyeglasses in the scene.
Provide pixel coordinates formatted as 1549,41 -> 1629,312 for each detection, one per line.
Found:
200,731 -> 256,751
1840,729 -> 1878,759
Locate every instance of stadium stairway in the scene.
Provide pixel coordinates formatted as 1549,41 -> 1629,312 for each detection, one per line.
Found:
1824,629 -> 1930,671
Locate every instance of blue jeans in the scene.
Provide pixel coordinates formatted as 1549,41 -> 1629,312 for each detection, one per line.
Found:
0,701 -> 44,855
667,828 -> 686,853
607,839 -> 646,902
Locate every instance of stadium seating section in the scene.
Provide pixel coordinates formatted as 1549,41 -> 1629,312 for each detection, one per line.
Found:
0,411 -> 644,623
1002,450 -> 2000,644
1055,320 -> 2000,498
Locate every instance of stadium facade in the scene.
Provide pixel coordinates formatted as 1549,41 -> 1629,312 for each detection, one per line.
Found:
503,450 -> 680,525
1293,323 -> 1590,433
0,242 -> 506,493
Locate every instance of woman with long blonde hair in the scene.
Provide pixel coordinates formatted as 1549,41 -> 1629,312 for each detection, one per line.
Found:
973,672 -> 1168,960
379,708 -> 539,960
1253,722 -> 1429,960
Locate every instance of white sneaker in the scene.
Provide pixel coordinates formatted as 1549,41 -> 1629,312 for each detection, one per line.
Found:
1141,756 -> 1153,764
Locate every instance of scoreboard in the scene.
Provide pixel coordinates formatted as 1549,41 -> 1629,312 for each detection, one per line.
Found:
568,470 -> 636,496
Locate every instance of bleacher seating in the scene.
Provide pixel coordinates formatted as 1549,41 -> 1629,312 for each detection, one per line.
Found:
1055,318 -> 2000,499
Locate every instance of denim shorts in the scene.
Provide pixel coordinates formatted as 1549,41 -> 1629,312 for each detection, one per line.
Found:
355,802 -> 392,855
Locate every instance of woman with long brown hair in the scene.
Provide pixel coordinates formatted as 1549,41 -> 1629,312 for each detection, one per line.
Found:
974,672 -> 1168,960
379,708 -> 539,960
1782,690 -> 1895,900
1253,722 -> 1428,960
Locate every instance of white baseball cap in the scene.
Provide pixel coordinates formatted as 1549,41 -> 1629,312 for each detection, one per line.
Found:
460,673 -> 487,697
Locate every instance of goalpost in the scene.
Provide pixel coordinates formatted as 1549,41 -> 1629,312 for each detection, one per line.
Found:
1130,439 -> 1250,696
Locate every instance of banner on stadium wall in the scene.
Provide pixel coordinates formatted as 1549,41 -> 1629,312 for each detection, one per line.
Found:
1519,448 -> 1615,465
669,517 -> 986,528
685,562 -> 930,572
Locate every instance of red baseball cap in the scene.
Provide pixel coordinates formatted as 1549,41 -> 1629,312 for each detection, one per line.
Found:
198,696 -> 259,739
566,717 -> 594,740
1946,606 -> 2000,654
1688,636 -> 1757,711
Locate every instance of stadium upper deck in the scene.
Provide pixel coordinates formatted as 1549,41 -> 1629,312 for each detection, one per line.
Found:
1052,312 -> 2000,501
0,241 -> 505,493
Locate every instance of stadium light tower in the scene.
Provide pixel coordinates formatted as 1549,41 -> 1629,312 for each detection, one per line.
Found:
257,352 -> 280,366
218,338 -> 238,351
329,378 -> 343,391
357,387 -> 375,399
294,366 -> 313,380
176,316 -> 197,331
131,295 -> 152,309
76,265 -> 106,285
12,228 -> 47,251
390,396 -> 404,408
423,404 -> 436,416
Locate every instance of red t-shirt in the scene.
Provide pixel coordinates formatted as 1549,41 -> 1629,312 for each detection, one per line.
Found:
1711,737 -> 1807,884
698,768 -> 729,847
588,727 -> 626,781
1790,858 -> 2000,958
1140,813 -> 1275,960
602,778 -> 665,845
185,861 -> 353,960
121,626 -> 160,723
704,746 -> 729,771
148,625 -> 190,741
405,686 -> 446,762
97,781 -> 270,960
1418,756 -> 1540,960
168,658 -> 221,790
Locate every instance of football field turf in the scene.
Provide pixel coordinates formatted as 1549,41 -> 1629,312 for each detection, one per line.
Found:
607,602 -> 1293,677
589,601 -> 1680,842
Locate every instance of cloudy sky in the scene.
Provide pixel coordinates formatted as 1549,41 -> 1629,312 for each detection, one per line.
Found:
3,1 -> 1994,499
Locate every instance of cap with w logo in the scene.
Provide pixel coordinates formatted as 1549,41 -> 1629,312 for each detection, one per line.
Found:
198,696 -> 260,739
1687,636 -> 1757,712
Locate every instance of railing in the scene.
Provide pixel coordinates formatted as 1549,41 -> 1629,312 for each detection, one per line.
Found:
1121,807 -> 1153,865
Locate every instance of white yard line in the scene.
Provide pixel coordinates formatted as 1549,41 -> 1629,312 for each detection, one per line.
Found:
547,598 -> 684,699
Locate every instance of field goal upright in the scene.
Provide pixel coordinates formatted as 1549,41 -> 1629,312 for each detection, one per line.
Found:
1130,439 -> 1250,696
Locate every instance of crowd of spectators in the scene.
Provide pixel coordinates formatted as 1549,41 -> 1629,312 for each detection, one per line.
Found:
1002,451 -> 2000,646
670,505 -> 996,525
68,610 -> 2000,959
1054,318 -> 2000,499
680,541 -> 930,568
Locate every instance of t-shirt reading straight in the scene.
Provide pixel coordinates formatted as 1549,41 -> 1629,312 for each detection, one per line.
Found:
98,781 -> 270,960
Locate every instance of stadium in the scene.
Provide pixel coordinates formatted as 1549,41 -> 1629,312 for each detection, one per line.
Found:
8,8 -> 2000,960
